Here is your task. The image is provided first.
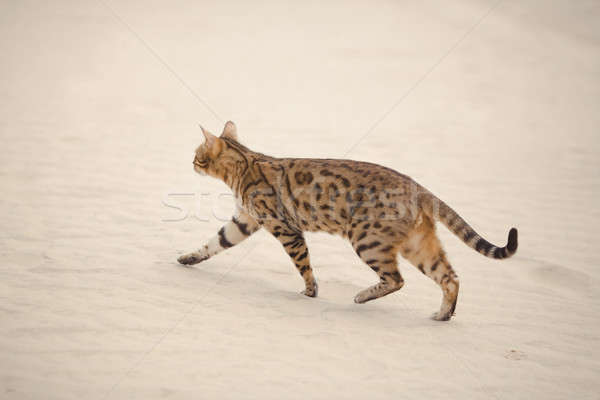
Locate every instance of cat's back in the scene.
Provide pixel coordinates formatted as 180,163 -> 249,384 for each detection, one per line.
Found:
279,157 -> 414,190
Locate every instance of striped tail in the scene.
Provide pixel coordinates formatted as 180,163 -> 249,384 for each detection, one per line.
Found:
423,194 -> 518,259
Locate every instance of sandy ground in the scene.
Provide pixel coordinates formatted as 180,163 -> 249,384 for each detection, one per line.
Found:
1,0 -> 600,399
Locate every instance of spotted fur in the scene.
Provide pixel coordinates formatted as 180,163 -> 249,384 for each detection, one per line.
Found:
178,122 -> 518,321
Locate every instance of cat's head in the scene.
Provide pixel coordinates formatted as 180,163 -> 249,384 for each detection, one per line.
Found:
193,121 -> 241,178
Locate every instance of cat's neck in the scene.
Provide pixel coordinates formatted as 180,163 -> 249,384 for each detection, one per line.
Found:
218,139 -> 271,196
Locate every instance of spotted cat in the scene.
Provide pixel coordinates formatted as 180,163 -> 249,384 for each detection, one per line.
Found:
178,121 -> 518,321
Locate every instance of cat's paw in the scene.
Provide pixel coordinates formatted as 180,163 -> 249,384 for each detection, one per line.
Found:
430,311 -> 452,321
177,252 -> 208,265
354,289 -> 376,304
301,282 -> 318,298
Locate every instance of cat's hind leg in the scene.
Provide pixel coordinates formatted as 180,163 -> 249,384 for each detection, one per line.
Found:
352,237 -> 404,304
400,215 -> 459,321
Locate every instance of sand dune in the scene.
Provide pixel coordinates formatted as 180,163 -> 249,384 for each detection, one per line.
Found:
1,1 -> 599,399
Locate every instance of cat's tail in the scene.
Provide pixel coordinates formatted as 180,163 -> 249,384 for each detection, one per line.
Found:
422,193 -> 518,259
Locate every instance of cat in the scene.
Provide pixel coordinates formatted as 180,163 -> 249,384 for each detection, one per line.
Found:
177,121 -> 518,321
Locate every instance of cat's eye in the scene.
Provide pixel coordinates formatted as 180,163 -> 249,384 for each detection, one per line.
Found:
194,157 -> 208,167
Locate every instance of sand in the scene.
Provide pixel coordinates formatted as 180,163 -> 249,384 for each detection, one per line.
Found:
1,0 -> 599,399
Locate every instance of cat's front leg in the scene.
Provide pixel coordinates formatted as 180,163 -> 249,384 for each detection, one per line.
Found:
178,211 -> 260,265
264,223 -> 318,297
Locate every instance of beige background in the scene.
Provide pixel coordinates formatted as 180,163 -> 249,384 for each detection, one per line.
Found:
1,0 -> 599,399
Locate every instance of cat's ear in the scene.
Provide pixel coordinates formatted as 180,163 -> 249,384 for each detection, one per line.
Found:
200,125 -> 223,157
221,121 -> 238,141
